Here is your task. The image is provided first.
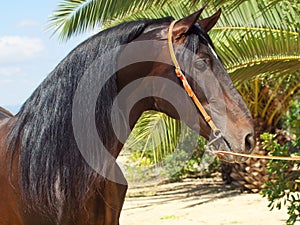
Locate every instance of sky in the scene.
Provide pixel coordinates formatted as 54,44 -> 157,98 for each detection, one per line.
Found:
0,1 -> 94,114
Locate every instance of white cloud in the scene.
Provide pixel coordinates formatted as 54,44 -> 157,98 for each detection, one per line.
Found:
0,66 -> 35,106
0,36 -> 44,63
0,66 -> 26,89
17,19 -> 40,28
0,67 -> 24,77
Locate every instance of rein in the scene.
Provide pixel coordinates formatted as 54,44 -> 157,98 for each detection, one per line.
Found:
214,151 -> 300,161
167,20 -> 299,161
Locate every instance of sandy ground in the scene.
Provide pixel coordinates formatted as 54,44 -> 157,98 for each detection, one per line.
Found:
120,177 -> 289,225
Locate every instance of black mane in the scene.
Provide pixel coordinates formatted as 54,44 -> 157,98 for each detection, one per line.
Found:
7,17 -> 172,220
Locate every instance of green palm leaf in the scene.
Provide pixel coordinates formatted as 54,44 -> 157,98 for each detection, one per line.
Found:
213,2 -> 299,83
49,0 -> 174,40
49,0 -> 268,40
124,111 -> 183,163
215,29 -> 299,85
238,72 -> 300,126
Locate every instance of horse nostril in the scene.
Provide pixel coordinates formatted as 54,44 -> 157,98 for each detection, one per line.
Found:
245,133 -> 255,153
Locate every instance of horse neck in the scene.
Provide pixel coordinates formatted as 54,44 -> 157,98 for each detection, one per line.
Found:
115,36 -> 171,130
116,62 -> 156,129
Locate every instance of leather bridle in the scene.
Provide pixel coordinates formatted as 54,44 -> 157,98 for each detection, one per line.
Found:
167,20 -> 223,148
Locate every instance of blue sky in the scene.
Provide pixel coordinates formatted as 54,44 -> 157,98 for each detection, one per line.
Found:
0,1 -> 93,113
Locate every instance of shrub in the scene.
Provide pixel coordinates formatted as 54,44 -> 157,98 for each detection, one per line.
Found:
261,133 -> 300,225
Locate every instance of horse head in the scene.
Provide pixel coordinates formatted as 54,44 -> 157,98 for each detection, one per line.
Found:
118,6 -> 255,163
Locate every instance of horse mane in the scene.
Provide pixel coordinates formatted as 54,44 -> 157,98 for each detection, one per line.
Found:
7,17 -> 172,220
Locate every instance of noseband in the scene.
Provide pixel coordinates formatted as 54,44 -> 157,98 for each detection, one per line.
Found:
167,20 -> 223,147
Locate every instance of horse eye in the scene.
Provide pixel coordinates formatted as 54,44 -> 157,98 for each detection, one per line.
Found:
194,59 -> 208,72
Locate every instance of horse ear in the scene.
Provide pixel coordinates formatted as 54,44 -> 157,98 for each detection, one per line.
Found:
198,9 -> 222,32
172,4 -> 207,39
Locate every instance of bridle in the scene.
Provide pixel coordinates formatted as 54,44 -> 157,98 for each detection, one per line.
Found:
167,20 -> 300,161
167,20 -> 223,149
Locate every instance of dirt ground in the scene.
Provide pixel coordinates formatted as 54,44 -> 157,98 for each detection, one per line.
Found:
120,177 -> 289,225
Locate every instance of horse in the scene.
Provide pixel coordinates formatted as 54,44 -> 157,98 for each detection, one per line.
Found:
0,6 -> 255,225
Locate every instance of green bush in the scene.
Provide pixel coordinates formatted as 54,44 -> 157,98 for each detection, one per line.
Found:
261,134 -> 300,224
183,136 -> 220,178
124,127 -> 220,183
163,135 -> 220,181
283,100 -> 300,137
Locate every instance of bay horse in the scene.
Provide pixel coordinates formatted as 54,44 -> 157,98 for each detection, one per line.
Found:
0,6 -> 255,225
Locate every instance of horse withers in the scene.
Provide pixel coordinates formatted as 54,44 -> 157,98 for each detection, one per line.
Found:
0,6 -> 255,225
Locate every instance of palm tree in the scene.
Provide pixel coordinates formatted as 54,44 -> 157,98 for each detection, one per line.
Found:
49,0 -> 300,180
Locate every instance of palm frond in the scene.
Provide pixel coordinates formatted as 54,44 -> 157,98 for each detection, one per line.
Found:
48,0 -> 171,40
215,29 -> 299,84
49,0 -> 271,40
124,111 -> 182,163
238,72 -> 300,126
209,0 -> 300,85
